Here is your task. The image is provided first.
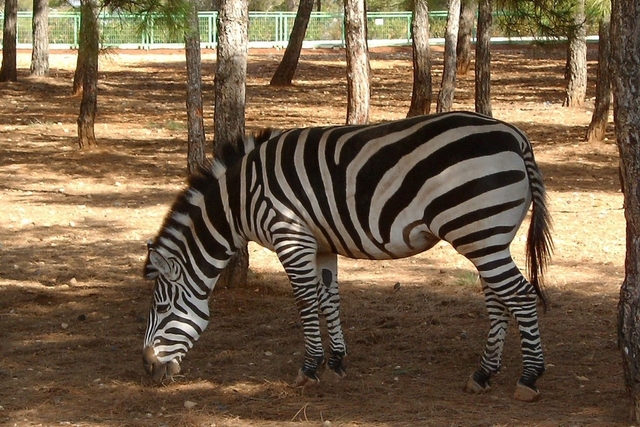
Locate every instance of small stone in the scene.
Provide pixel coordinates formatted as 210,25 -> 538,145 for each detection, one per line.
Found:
321,421 -> 332,427
184,400 -> 197,409
69,278 -> 78,286
61,323 -> 69,330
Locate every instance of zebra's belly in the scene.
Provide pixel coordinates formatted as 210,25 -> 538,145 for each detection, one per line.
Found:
326,225 -> 441,261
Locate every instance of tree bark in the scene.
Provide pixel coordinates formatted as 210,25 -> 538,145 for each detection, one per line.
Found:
185,1 -> 207,174
269,0 -> 314,86
562,0 -> 587,107
407,0 -> 432,117
585,19 -> 611,142
214,0 -> 249,288
436,0 -> 461,113
344,0 -> 370,125
456,0 -> 476,76
30,0 -> 49,77
73,5 -> 88,96
0,0 -> 18,82
77,0 -> 99,149
612,0 -> 640,421
474,0 -> 492,116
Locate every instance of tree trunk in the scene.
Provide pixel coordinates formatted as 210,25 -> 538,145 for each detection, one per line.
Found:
474,0 -> 492,116
270,0 -> 314,86
30,0 -> 49,77
0,0 -> 18,82
76,0 -> 99,149
343,0 -> 370,125
72,6 -> 88,96
456,0 -> 476,76
214,0 -> 249,288
407,0 -> 432,117
612,0 -> 640,421
436,0 -> 460,113
562,0 -> 587,107
185,1 -> 207,174
585,19 -> 611,142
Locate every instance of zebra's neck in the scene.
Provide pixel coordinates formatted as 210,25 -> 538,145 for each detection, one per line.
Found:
160,177 -> 240,294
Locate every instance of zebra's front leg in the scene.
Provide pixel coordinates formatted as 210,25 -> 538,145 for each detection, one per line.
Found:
290,280 -> 326,387
317,253 -> 347,378
275,239 -> 326,386
465,283 -> 510,395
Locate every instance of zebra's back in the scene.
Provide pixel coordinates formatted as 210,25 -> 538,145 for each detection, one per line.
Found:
236,112 -> 537,261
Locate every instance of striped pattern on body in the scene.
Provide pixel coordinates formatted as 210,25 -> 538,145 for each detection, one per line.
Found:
143,111 -> 552,399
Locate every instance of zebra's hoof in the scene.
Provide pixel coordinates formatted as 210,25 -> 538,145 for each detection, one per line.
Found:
293,369 -> 319,388
463,374 -> 491,395
513,382 -> 540,402
166,359 -> 181,378
328,355 -> 347,378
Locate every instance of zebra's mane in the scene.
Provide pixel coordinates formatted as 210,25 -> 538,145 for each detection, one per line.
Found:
145,128 -> 282,268
210,128 -> 283,178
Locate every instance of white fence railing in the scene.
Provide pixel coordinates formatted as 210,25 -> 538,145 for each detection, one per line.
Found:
0,10 -> 597,50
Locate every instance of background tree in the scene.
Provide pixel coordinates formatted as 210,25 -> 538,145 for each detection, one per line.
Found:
185,0 -> 207,173
77,0 -> 100,149
612,0 -> 640,421
72,3 -> 88,95
456,0 -> 475,75
343,0 -> 370,124
105,0 -> 208,171
496,0 -> 586,108
436,0 -> 460,112
474,0 -> 492,116
0,0 -> 18,82
407,0 -> 432,117
563,0 -> 587,107
585,7 -> 612,142
270,0 -> 314,86
214,0 -> 250,288
30,0 -> 49,76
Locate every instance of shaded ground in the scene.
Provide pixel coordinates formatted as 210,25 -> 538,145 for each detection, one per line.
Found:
0,45 -> 628,426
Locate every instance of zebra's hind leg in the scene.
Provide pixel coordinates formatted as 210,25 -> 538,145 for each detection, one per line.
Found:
508,276 -> 545,402
464,282 -> 510,395
476,261 -> 545,402
317,253 -> 347,378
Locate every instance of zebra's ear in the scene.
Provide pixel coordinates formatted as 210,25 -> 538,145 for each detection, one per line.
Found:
146,249 -> 178,280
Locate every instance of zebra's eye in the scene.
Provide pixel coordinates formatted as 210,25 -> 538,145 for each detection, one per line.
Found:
156,303 -> 170,314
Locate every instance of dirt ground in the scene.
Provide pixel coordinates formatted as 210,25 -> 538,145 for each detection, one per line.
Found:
0,45 -> 629,426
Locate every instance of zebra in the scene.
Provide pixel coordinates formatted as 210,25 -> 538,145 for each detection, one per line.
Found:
142,111 -> 552,402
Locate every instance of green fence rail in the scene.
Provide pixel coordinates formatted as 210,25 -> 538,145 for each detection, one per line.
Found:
0,10 -> 596,50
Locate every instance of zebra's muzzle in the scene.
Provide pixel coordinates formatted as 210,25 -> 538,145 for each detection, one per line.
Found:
143,346 -> 181,383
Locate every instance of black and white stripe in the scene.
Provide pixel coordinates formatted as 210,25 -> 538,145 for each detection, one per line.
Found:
142,111 -> 552,399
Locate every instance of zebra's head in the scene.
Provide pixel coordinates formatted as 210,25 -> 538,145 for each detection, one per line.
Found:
142,243 -> 211,383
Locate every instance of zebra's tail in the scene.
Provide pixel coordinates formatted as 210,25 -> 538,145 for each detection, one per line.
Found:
525,160 -> 554,312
